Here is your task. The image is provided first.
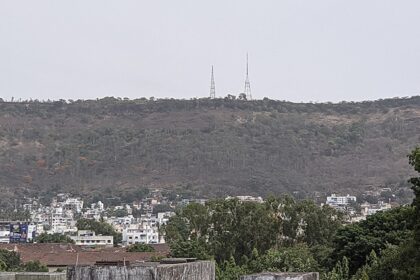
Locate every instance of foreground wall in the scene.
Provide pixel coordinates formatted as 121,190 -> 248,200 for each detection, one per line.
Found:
0,273 -> 15,280
240,272 -> 319,280
0,273 -> 66,280
67,261 -> 215,280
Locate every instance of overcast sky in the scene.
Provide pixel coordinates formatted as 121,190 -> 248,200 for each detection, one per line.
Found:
1,1 -> 420,102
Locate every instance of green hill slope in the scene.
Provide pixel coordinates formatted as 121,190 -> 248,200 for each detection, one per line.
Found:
0,97 -> 419,206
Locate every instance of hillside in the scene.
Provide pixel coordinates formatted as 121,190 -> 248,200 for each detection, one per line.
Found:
0,96 -> 419,207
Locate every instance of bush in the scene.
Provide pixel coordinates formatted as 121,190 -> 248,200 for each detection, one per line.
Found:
126,243 -> 155,252
21,260 -> 48,272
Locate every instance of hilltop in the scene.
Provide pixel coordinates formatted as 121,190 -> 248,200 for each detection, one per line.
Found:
0,96 -> 419,206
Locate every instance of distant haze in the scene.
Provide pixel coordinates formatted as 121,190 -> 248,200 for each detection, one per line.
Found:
1,1 -> 420,102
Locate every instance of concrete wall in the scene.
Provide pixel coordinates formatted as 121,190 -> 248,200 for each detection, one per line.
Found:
156,262 -> 215,280
67,266 -> 154,280
0,273 -> 66,280
67,261 -> 215,280
240,272 -> 319,280
0,273 -> 15,280
15,273 -> 67,280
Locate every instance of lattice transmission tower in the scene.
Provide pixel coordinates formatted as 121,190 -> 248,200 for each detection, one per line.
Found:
244,53 -> 252,100
210,65 -> 216,99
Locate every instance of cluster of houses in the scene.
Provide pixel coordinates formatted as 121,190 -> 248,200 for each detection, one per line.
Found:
1,192 -> 176,246
0,188 -> 398,247
325,193 -> 393,222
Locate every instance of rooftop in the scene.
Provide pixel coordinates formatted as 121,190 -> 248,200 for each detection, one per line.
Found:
0,243 -> 169,267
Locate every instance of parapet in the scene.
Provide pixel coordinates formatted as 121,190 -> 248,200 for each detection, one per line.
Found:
240,272 -> 319,280
0,272 -> 66,280
66,260 -> 215,280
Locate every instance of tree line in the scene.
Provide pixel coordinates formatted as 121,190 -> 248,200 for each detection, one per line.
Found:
164,148 -> 420,280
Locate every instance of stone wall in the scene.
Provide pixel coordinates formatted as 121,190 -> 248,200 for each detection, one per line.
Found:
67,261 -> 215,280
240,272 -> 319,280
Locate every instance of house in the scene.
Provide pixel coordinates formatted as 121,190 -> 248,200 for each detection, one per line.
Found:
0,243 -> 169,272
69,230 -> 113,247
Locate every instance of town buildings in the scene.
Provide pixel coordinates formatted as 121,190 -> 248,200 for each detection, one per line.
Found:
2,192 -> 177,246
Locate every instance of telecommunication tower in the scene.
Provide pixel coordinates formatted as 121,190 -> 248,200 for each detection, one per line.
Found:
244,53 -> 252,100
210,66 -> 216,99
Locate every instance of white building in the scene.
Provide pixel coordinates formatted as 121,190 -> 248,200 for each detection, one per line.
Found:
157,212 -> 175,225
326,194 -> 356,206
121,213 -> 169,246
91,201 -> 104,211
49,207 -> 77,234
63,198 -> 84,214
69,230 -> 113,247
0,223 -> 10,243
226,196 -> 264,203
361,202 -> 392,216
122,224 -> 159,246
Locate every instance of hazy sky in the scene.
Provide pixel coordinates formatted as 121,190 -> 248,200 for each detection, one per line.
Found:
1,1 -> 420,102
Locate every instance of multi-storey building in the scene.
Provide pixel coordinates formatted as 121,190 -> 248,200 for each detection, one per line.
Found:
50,207 -> 77,234
63,198 -> 84,214
122,224 -> 159,245
326,194 -> 357,206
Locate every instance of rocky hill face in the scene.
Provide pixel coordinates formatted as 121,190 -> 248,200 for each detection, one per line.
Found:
0,97 -> 419,206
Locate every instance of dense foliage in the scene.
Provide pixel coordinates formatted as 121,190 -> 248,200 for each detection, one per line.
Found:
126,243 -> 155,252
330,206 -> 414,273
164,196 -> 343,279
0,97 -> 419,207
0,250 -> 47,272
0,250 -> 21,271
165,146 -> 420,280
35,232 -> 75,244
20,261 -> 48,272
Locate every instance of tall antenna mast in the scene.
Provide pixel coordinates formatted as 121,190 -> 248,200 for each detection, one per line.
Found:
210,65 -> 216,99
244,53 -> 252,100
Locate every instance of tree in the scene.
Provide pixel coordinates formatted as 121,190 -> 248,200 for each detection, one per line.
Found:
408,147 -> 420,278
35,233 -> 74,243
0,259 -> 7,271
170,239 -> 211,260
216,256 -> 247,280
0,249 -> 48,273
126,243 -> 155,252
238,93 -> 247,101
21,260 -> 48,272
165,199 -> 282,264
255,244 -> 320,273
283,199 -> 343,246
0,249 -> 21,271
207,199 -> 281,264
165,196 -> 342,268
324,257 -> 349,280
331,206 -> 414,274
